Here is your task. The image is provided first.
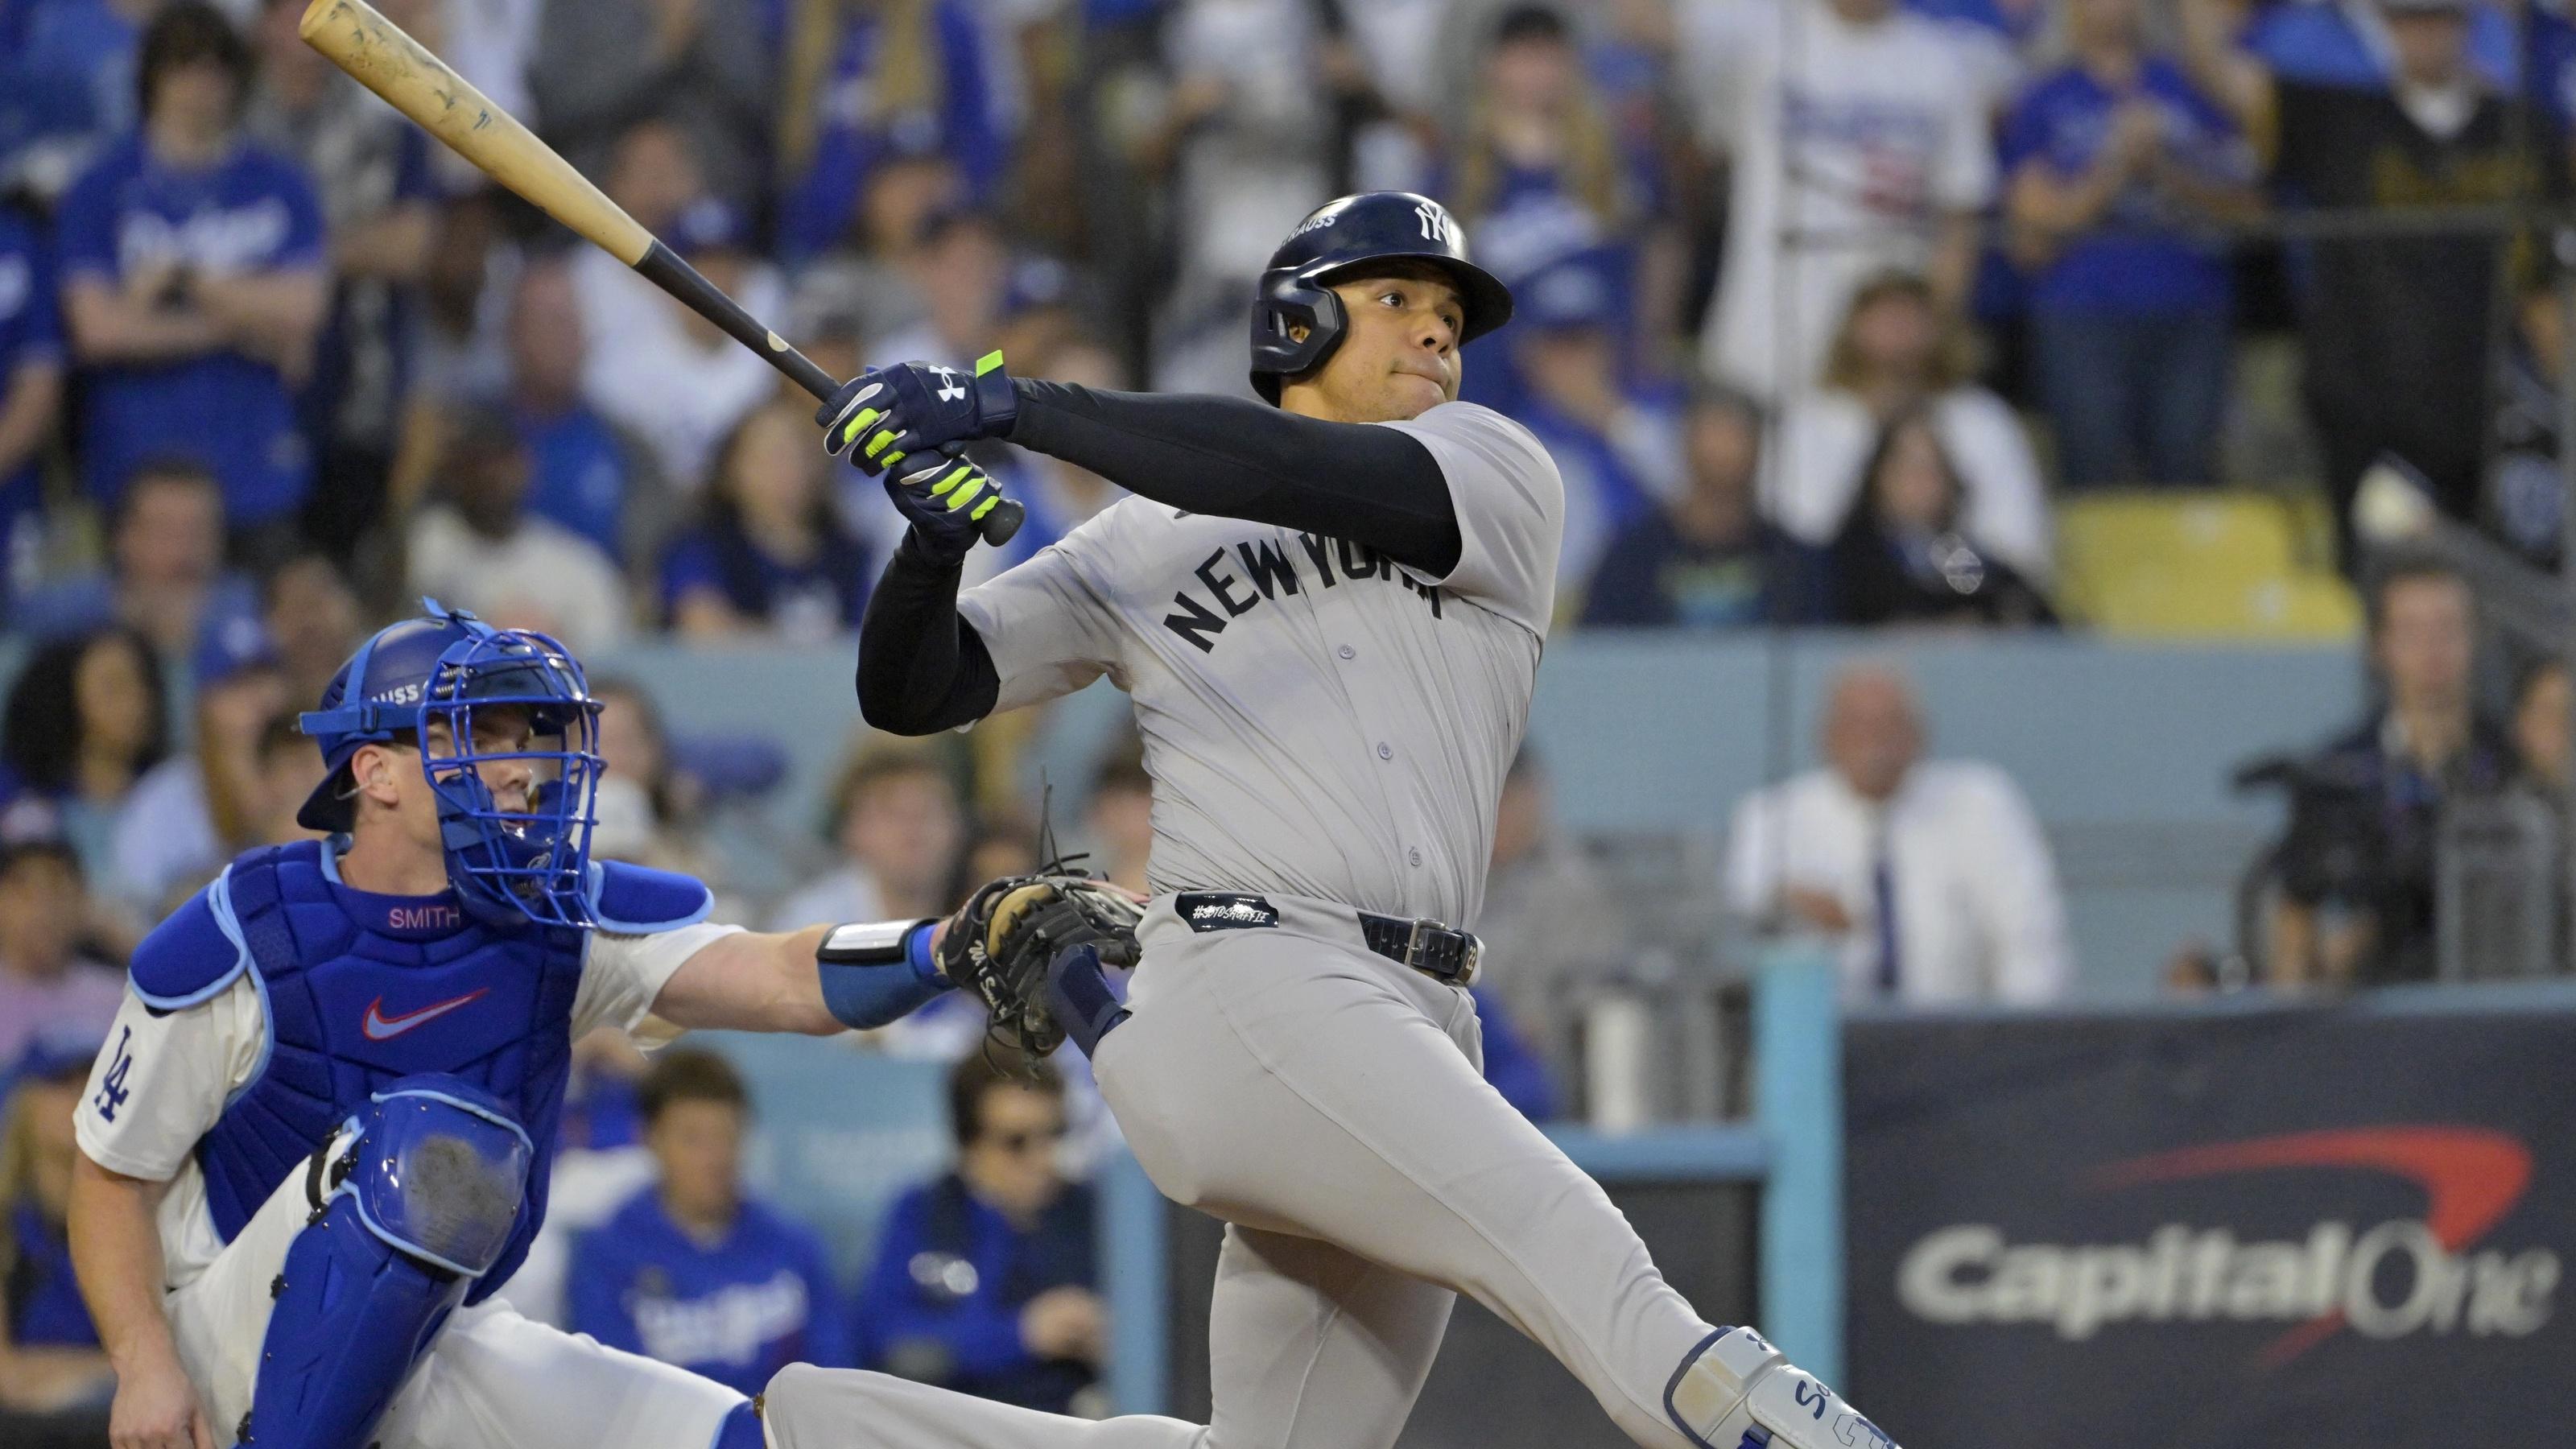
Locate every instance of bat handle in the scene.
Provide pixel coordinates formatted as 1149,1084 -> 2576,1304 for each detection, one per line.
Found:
633,242 -> 1024,547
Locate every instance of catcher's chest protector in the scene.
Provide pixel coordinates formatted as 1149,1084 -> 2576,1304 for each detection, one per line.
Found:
189,842 -> 581,1302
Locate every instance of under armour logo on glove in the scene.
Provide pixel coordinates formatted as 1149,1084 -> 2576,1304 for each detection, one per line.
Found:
817,356 -> 1018,478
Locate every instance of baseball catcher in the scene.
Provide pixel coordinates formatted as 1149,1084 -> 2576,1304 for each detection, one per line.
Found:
60,599 -> 1119,1449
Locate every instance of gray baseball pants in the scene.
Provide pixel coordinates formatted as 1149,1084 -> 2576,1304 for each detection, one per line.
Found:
761,892 -> 1720,1449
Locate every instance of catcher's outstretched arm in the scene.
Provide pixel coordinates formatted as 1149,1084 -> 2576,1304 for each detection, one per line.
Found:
653,921 -> 952,1034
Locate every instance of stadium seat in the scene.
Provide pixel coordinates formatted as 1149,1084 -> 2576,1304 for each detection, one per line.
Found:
2056,492 -> 2359,639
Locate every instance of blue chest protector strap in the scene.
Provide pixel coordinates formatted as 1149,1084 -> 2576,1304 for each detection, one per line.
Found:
235,1077 -> 532,1449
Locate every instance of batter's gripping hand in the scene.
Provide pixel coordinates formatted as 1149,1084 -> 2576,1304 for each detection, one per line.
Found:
885,452 -> 1008,565
821,353 -> 1019,478
939,873 -> 1143,1062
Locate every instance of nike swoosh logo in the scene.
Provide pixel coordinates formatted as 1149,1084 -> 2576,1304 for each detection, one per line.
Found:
362,989 -> 491,1041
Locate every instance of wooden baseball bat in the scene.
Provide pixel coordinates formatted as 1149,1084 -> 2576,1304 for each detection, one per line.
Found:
297,0 -> 1022,546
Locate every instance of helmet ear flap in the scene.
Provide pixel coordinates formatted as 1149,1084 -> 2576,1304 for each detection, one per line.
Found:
1249,278 -> 1347,405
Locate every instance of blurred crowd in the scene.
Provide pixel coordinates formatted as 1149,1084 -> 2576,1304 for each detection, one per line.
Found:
5,0 -> 2574,658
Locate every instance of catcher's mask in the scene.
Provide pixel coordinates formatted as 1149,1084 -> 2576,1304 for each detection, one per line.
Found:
298,599 -> 605,929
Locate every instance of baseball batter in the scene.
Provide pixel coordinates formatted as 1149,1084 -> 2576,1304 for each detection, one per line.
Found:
65,602 -> 1013,1449
767,192 -> 1896,1449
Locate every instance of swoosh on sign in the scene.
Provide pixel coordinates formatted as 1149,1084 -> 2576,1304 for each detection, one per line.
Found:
2085,1126 -> 2533,1367
362,988 -> 491,1041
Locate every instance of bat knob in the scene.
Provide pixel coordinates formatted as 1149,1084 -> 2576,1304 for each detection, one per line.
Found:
979,497 -> 1026,547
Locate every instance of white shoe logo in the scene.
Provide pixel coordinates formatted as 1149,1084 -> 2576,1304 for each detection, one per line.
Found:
930,366 -> 967,402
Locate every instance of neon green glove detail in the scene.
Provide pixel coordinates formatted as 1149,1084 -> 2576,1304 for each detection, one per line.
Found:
835,407 -> 881,452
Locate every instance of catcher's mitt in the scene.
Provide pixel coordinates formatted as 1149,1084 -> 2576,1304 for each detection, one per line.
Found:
939,874 -> 1143,1059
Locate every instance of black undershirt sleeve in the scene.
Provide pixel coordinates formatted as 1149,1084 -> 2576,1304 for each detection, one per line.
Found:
1001,378 -> 1463,576
857,379 -> 1466,729
853,533 -> 1001,735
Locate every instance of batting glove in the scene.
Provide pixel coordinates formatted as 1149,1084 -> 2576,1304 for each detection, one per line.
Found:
820,353 -> 1019,478
887,452 -> 1006,565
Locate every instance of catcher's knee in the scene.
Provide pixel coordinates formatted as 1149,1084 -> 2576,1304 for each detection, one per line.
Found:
1666,1327 -> 1897,1449
236,1079 -> 534,1449
344,1077 -> 535,1274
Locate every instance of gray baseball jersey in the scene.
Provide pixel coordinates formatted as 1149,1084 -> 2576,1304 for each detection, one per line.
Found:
955,400 -> 1564,929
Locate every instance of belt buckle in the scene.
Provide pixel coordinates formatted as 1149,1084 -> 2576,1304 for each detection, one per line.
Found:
1403,917 -> 1481,985
1402,917 -> 1437,973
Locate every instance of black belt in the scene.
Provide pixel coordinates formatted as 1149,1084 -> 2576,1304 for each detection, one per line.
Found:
1358,912 -> 1483,985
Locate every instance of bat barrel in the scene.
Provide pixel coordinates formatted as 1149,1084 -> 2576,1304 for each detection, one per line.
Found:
299,0 -> 654,266
302,0 -> 1020,547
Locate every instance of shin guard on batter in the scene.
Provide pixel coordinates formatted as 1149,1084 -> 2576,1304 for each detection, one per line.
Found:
1665,1327 -> 1896,1449
235,1079 -> 533,1449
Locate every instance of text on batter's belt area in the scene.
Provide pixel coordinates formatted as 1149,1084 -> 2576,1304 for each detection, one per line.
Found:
1175,893 -> 1282,930
1162,534 -> 1443,654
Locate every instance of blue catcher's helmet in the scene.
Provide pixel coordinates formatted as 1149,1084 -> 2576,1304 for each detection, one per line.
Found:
295,601 -> 604,928
1248,192 -> 1515,405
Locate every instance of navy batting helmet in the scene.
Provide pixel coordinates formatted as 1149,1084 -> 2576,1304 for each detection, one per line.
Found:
1249,192 -> 1514,404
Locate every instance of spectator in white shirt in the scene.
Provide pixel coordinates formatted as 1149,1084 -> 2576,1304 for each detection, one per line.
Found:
1770,271 -> 2053,581
1683,0 -> 1996,404
1724,661 -> 2071,1004
570,120 -> 782,490
405,406 -> 632,654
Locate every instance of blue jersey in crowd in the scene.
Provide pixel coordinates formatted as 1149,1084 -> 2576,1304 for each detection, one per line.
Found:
0,205 -> 61,593
1998,58 -> 2244,316
1517,390 -> 1669,592
658,522 -> 872,638
1579,513 -> 1827,630
6,1199 -> 99,1348
568,1185 -> 854,1397
2528,8 -> 2576,130
778,0 -> 1001,260
2245,0 -> 2517,91
854,1174 -> 1098,1414
1471,985 -> 1560,1123
53,133 -> 325,525
518,401 -> 642,562
1906,0 -> 2042,49
0,0 -> 144,167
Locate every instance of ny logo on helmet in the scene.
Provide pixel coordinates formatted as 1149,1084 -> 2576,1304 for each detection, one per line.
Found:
1415,202 -> 1454,245
930,366 -> 966,402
